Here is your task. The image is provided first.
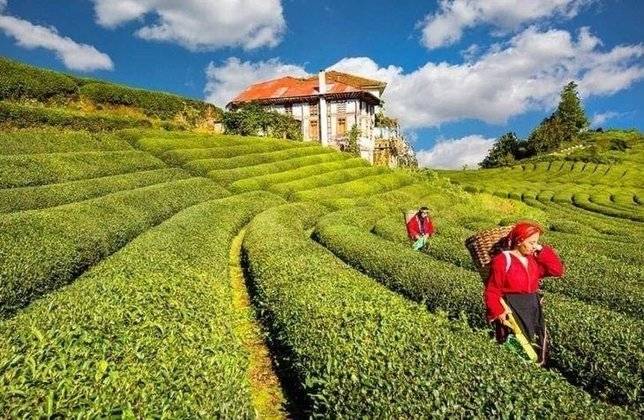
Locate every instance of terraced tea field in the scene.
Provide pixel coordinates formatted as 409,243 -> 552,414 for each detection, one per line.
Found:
0,128 -> 641,417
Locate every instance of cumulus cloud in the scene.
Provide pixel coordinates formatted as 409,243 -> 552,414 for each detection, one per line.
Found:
420,0 -> 591,49
204,28 -> 643,129
204,57 -> 308,106
91,0 -> 285,50
590,111 -> 620,127
0,14 -> 113,71
416,135 -> 496,169
332,28 -> 643,129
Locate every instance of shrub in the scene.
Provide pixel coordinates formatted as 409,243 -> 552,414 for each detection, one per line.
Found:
186,146 -> 335,175
229,158 -> 369,193
134,133 -> 248,155
269,166 -> 387,196
314,211 -> 643,408
243,203 -> 623,417
161,140 -> 305,165
224,103 -> 302,140
0,178 -> 229,317
0,102 -> 152,131
0,150 -> 166,188
0,129 -> 132,155
293,172 -> 418,201
206,153 -> 347,185
0,192 -> 284,417
79,82 -> 221,122
0,57 -> 79,102
0,168 -> 190,213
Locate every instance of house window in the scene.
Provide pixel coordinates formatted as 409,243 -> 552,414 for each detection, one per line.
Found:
337,101 -> 346,114
310,102 -> 319,116
337,117 -> 347,136
285,104 -> 293,115
309,119 -> 319,141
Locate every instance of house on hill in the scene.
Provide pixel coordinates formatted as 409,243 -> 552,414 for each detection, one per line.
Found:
227,70 -> 415,166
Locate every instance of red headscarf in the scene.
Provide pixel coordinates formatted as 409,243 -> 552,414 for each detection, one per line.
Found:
506,221 -> 543,249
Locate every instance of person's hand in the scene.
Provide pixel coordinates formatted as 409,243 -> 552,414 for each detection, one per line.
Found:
496,311 -> 510,326
533,243 -> 543,253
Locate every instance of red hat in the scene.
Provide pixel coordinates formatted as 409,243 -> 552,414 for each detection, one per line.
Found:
507,221 -> 543,248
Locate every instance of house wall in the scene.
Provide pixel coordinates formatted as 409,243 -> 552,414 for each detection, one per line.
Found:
253,97 -> 378,163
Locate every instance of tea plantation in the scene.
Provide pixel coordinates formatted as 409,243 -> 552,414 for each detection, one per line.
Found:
0,127 -> 641,418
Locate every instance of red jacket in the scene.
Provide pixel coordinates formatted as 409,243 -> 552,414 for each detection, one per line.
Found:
406,215 -> 434,240
484,246 -> 564,320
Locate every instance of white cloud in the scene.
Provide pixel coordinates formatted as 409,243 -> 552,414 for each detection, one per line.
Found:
328,57 -> 403,86
0,14 -> 113,71
0,0 -> 7,12
205,28 -> 643,130
332,28 -> 643,129
204,57 -> 308,106
91,0 -> 285,50
591,111 -> 620,127
420,0 -> 591,49
416,135 -> 496,169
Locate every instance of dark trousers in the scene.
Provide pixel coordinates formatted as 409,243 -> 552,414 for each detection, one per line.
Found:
494,293 -> 548,364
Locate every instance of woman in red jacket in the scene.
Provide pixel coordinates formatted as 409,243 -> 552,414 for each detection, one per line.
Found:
406,206 -> 435,250
484,221 -> 564,365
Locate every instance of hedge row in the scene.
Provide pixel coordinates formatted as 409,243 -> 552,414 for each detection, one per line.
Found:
293,172 -> 419,201
527,198 -> 639,239
229,158 -> 369,193
0,129 -> 132,155
0,150 -> 166,188
374,201 -> 644,318
242,203 -> 623,417
548,230 -> 643,266
0,102 -> 153,131
573,193 -> 644,222
0,168 -> 190,213
0,192 -> 284,417
79,82 -> 221,121
373,215 -> 477,270
161,140 -> 306,165
0,178 -> 228,317
0,57 -> 222,123
207,152 -> 348,186
0,57 -> 78,102
314,213 -> 643,408
133,134 -> 251,155
186,146 -> 335,175
269,166 -> 388,197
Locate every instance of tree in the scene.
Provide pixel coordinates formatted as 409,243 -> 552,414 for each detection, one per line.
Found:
480,132 -> 520,168
346,124 -> 361,156
526,114 -> 567,155
555,81 -> 588,142
223,102 -> 302,140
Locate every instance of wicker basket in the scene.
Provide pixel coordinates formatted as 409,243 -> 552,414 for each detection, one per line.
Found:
465,225 -> 514,281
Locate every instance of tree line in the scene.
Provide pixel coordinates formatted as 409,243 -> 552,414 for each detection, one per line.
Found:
480,81 -> 589,168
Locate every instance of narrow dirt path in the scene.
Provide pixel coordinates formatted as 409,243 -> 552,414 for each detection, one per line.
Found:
229,228 -> 287,419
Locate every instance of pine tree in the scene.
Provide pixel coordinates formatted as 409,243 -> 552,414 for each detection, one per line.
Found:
555,81 -> 588,142
479,132 -> 520,168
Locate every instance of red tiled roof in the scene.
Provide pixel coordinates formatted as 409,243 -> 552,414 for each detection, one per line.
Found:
228,71 -> 384,106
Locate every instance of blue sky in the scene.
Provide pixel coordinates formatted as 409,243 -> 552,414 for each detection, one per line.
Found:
0,0 -> 642,167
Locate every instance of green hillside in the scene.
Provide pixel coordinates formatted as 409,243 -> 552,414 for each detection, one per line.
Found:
0,56 -> 222,131
440,133 -> 643,223
0,62 -> 641,417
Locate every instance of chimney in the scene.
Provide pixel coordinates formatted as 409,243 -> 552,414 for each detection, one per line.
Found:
318,70 -> 326,94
